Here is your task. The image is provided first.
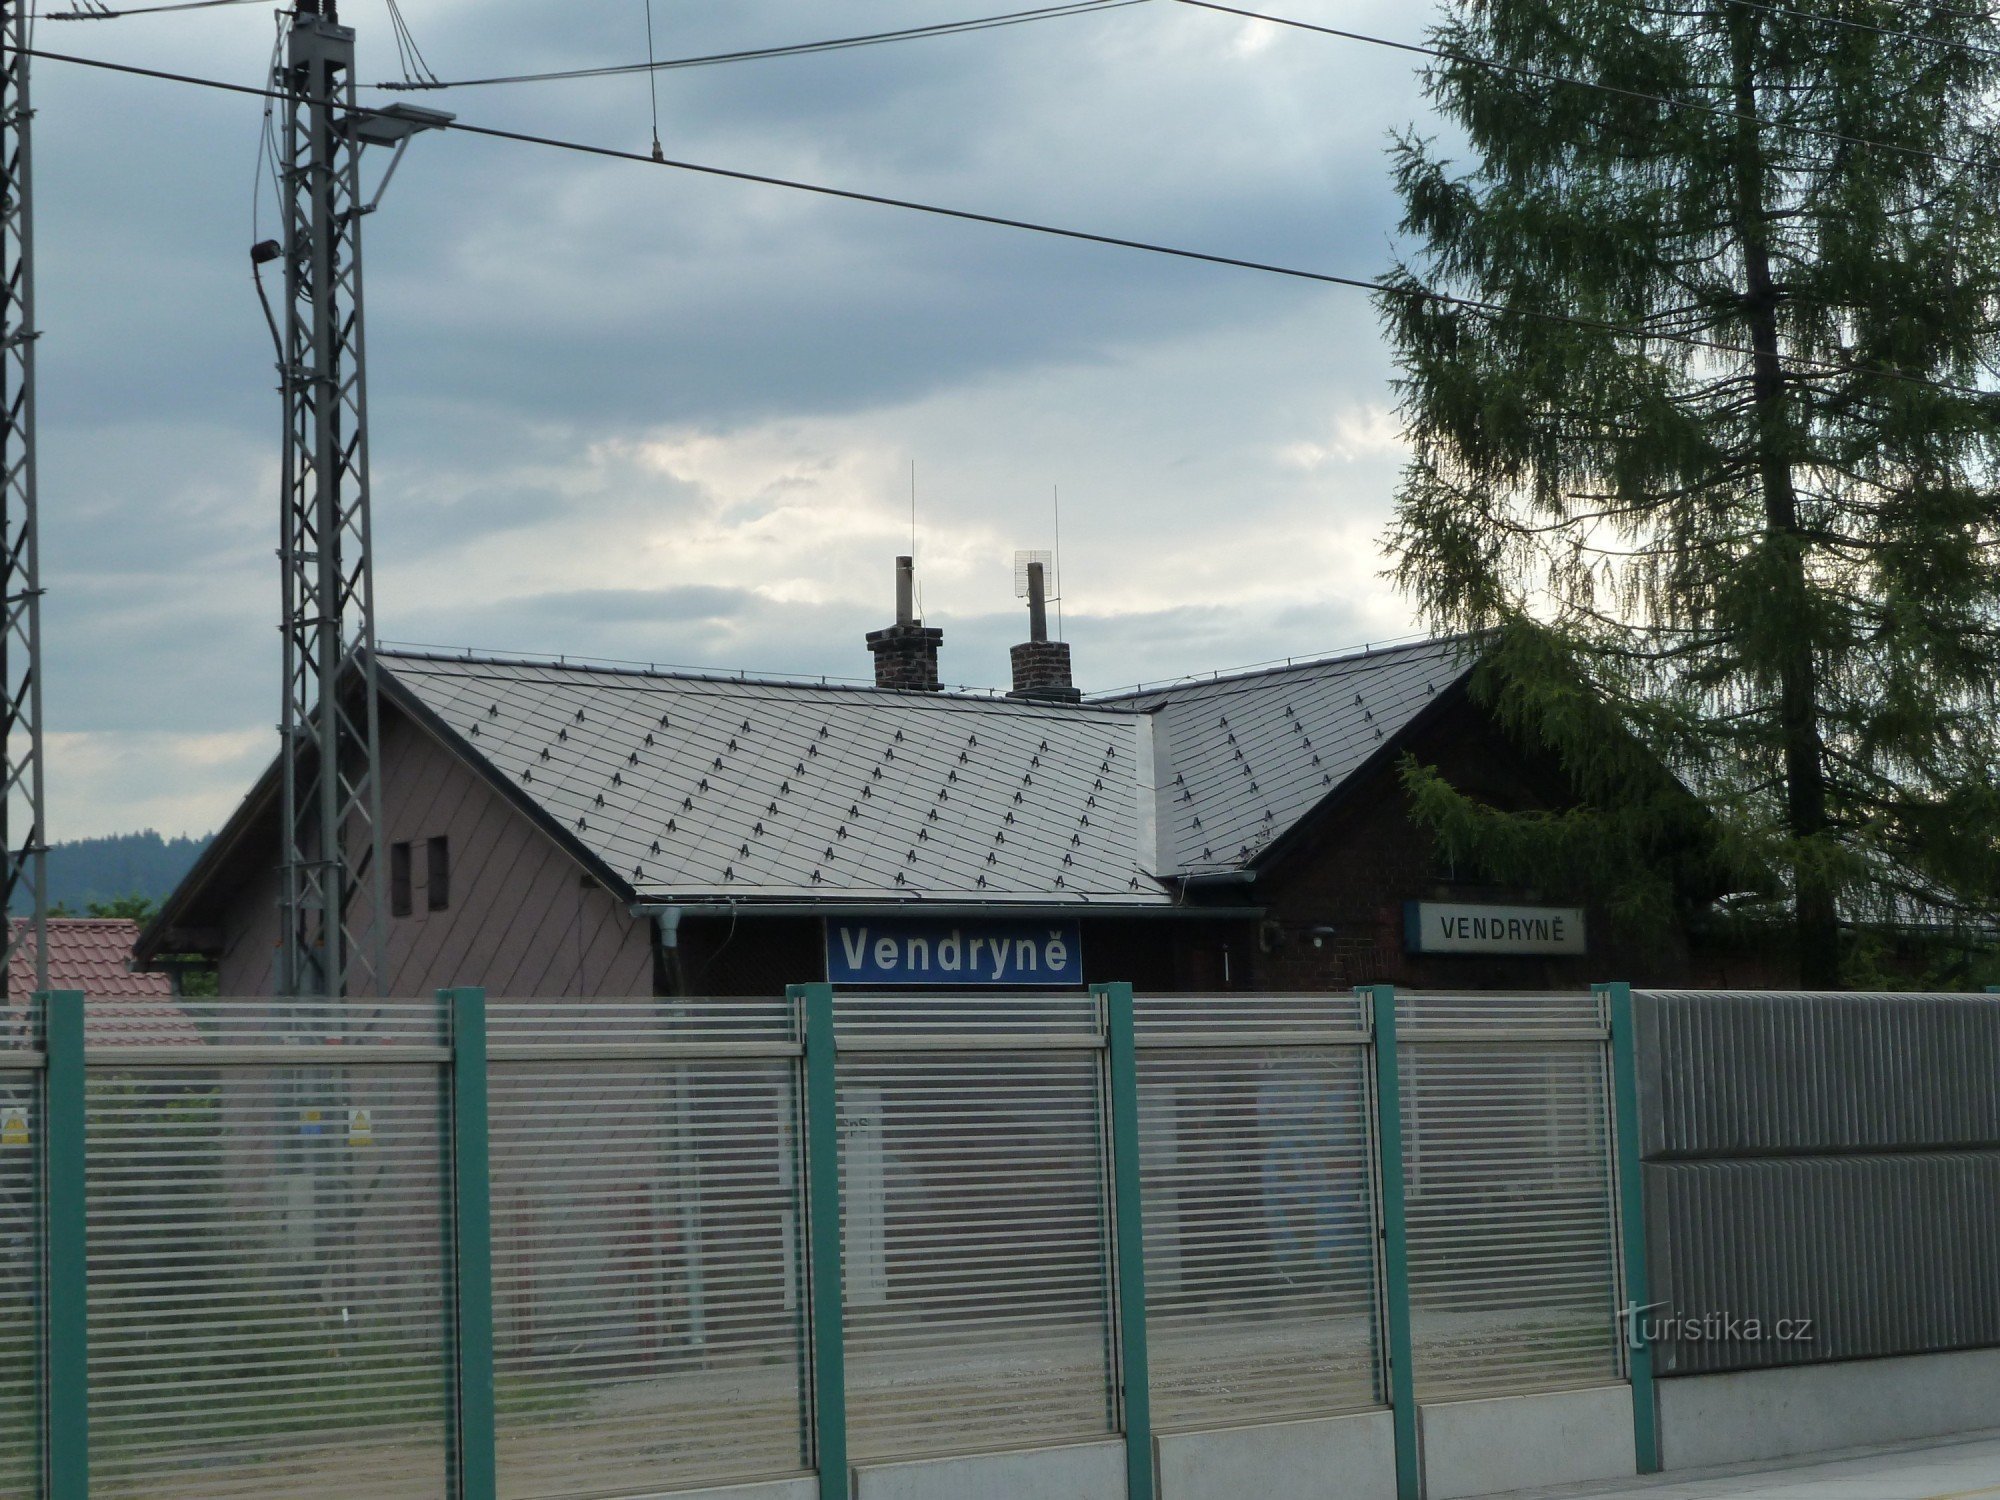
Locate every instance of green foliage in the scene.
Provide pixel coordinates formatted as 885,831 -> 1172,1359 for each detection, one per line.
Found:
1382,0 -> 2000,982
84,894 -> 157,923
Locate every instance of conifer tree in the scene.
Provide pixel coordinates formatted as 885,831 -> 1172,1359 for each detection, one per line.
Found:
1382,0 -> 2000,985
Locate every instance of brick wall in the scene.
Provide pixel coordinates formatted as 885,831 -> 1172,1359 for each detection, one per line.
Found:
865,623 -> 944,691
1008,640 -> 1082,702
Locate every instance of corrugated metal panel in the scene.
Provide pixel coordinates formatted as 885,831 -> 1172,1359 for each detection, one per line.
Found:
834,994 -> 1114,1463
487,999 -> 809,1497
84,1055 -> 449,1498
1135,994 -> 1381,1431
0,1065 -> 37,1500
1111,637 -> 1473,872
386,653 -> 1164,905
1398,992 -> 1621,1400
1645,1153 -> 2000,1374
1635,990 -> 2000,1158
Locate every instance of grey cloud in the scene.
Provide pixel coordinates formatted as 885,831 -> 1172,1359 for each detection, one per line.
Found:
28,0 -> 1445,838
387,584 -> 1387,704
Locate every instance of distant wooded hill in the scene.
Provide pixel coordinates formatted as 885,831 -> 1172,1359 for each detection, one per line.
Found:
15,831 -> 214,916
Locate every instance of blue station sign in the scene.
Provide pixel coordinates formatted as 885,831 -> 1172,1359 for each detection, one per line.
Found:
826,917 -> 1084,987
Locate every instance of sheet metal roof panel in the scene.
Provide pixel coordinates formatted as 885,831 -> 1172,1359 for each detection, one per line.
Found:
1112,637 -> 1476,871
386,654 -> 1167,905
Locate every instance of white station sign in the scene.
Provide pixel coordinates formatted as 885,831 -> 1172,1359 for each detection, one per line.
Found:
1405,901 -> 1587,956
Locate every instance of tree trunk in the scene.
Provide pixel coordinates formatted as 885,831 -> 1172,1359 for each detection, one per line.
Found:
1727,11 -> 1842,987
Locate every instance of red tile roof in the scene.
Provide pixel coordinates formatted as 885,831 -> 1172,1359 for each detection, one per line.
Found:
5,918 -> 200,1048
8,918 -> 172,1000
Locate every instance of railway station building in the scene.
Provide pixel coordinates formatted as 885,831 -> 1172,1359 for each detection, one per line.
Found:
140,560 -> 1743,995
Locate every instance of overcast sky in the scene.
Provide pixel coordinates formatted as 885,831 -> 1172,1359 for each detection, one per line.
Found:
33,0 -> 1446,838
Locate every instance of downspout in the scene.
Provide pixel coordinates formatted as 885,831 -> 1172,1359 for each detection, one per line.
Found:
631,903 -> 686,997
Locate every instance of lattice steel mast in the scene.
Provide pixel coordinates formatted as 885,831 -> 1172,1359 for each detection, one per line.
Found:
275,0 -> 381,998
268,1 -> 448,999
0,0 -> 47,998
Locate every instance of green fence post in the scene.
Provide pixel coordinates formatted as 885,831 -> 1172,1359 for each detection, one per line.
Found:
1096,982 -> 1154,1500
44,989 -> 87,1500
1363,983 -> 1420,1500
1600,981 -> 1660,1475
445,987 -> 496,1500
792,983 -> 847,1500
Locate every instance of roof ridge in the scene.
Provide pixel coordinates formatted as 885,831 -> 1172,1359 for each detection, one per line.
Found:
1094,632 -> 1477,702
378,648 -> 1144,716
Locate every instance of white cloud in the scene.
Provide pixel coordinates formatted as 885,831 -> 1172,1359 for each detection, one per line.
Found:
1279,403 -> 1410,471
1230,20 -> 1283,59
46,729 -> 270,840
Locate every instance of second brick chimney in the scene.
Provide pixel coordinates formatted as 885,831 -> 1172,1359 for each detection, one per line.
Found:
866,556 -> 944,691
1008,560 -> 1081,703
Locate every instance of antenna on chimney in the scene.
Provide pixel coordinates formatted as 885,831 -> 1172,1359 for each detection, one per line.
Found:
909,460 -> 922,618
1013,550 -> 1053,601
1052,484 -> 1064,642
1008,550 -> 1079,702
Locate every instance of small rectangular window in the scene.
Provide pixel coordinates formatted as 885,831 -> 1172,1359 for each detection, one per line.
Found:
390,841 -> 412,918
427,835 -> 450,912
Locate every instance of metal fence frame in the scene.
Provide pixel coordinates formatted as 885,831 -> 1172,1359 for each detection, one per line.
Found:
10,981 -> 1669,1500
1131,991 -> 1383,1437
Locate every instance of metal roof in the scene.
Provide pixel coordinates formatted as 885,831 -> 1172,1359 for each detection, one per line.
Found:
380,637 -> 1476,905
384,653 -> 1167,906
1108,636 -> 1476,873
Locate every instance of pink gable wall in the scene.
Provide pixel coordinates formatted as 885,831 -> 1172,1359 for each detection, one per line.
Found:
217,708 -> 654,999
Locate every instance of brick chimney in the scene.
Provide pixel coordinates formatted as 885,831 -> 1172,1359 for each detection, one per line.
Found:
866,556 -> 944,691
1008,560 -> 1081,703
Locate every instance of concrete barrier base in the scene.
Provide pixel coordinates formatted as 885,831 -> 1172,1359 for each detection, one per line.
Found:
853,1438 -> 1128,1500
1658,1347 -> 2000,1470
1418,1384 -> 1637,1499
1154,1409 -> 1397,1499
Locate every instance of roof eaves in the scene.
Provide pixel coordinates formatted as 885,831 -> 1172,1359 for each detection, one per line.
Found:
136,754 -> 281,965
1242,671 -> 1473,877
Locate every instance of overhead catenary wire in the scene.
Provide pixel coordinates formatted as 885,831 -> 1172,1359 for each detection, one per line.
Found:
50,0 -> 1986,182
250,9 -> 286,259
16,42 -> 2000,406
642,0 -> 663,160
249,7 -> 288,362
46,0 -> 265,18
1169,0 -> 1992,174
386,0 -> 2000,179
376,0 -> 1148,91
383,0 -> 439,89
1709,0 -> 2000,66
